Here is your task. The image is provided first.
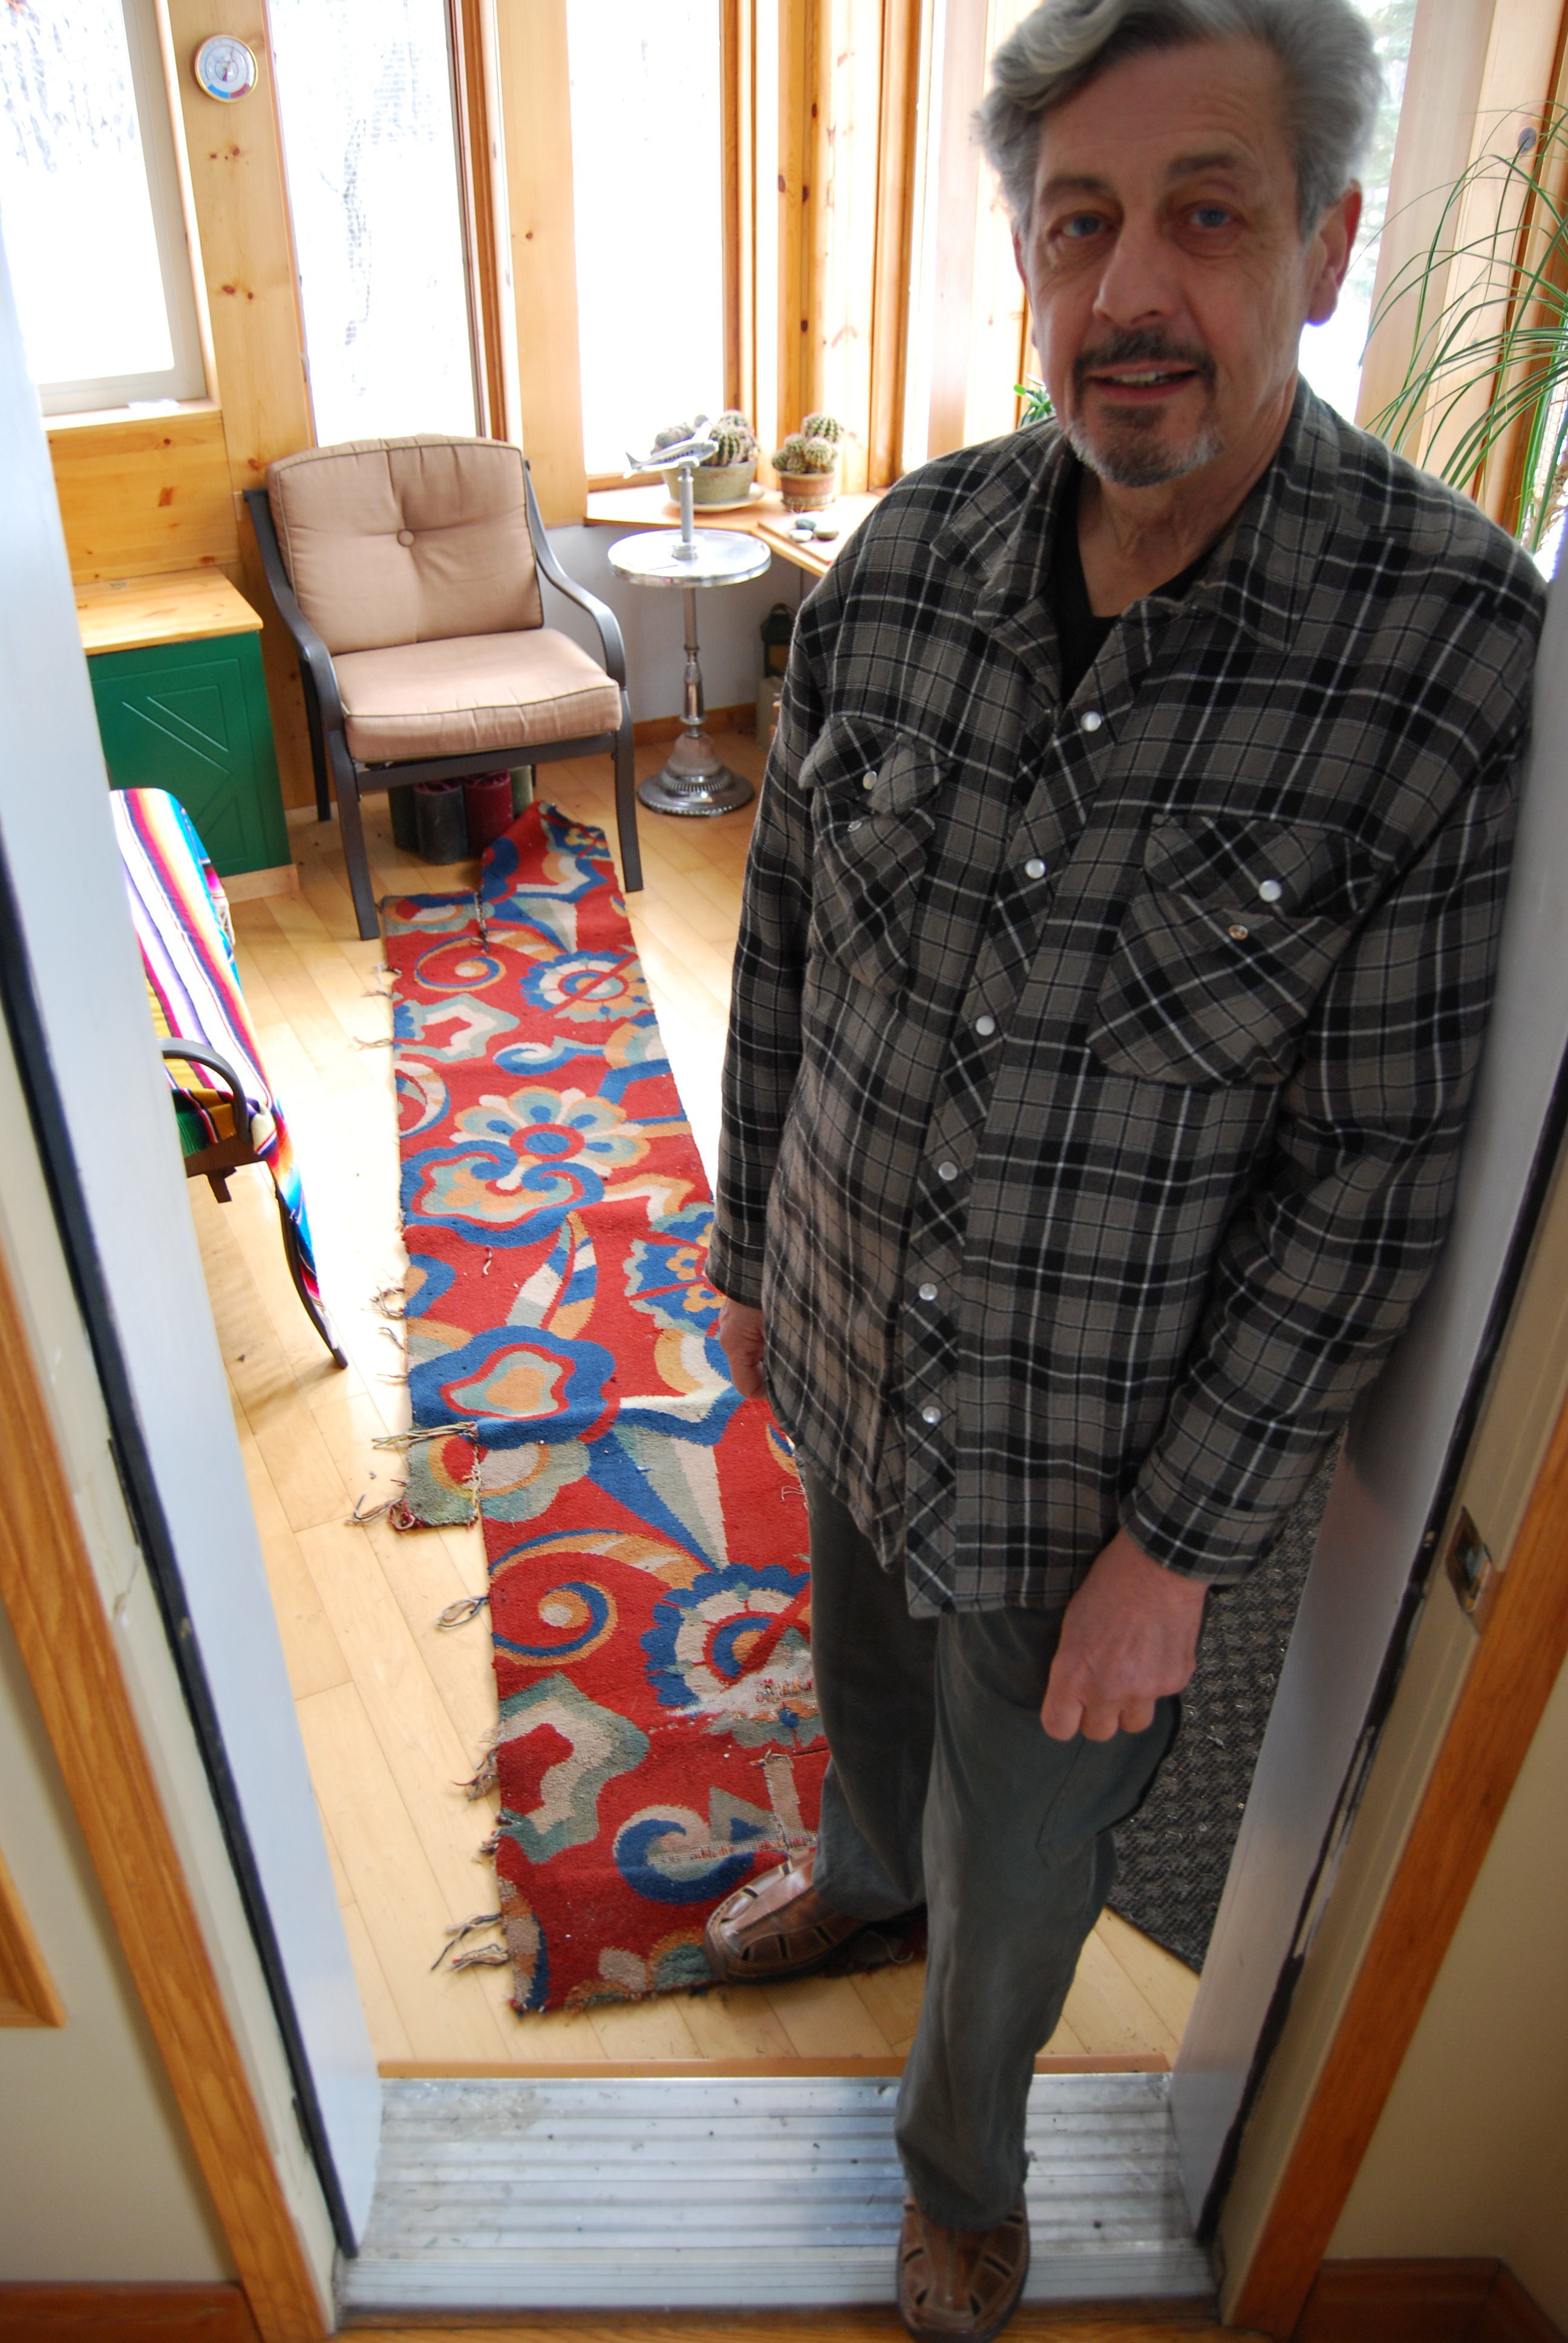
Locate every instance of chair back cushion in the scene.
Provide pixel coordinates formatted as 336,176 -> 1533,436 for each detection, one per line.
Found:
267,436 -> 544,654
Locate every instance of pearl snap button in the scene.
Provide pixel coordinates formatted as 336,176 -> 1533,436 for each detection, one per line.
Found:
1081,709 -> 1104,731
937,1161 -> 958,1182
918,1281 -> 938,1301
1228,923 -> 1250,941
975,1014 -> 997,1036
848,819 -> 864,832
920,1403 -> 942,1426
1024,857 -> 1047,879
397,528 -> 415,546
1258,877 -> 1283,903
863,771 -> 878,790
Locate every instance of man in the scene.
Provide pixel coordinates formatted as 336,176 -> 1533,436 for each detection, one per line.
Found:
705,3 -> 1544,2335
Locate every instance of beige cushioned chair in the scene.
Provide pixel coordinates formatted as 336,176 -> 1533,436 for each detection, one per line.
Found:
246,435 -> 639,938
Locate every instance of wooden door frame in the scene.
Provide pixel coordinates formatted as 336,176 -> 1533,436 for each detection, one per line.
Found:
0,1234 -> 329,2343
1225,1369 -> 1568,2336
10,1278 -> 1564,2343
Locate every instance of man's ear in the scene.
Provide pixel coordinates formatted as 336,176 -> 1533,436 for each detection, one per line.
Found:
1012,221 -> 1027,290
1305,183 -> 1362,327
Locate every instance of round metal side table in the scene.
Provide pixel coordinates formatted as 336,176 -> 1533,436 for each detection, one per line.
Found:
609,522 -> 771,818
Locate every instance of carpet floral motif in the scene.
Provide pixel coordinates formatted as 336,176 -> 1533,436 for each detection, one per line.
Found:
385,807 -> 827,2012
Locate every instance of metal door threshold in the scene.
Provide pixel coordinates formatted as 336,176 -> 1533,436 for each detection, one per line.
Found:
339,2072 -> 1212,2312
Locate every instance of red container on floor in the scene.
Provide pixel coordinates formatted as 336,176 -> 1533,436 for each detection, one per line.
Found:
465,770 -> 515,854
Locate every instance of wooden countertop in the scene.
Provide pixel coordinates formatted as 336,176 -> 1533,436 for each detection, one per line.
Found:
75,569 -> 263,657
584,483 -> 881,580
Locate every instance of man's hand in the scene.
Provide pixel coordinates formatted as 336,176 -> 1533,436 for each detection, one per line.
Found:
717,1297 -> 768,1398
1041,1528 -> 1207,1743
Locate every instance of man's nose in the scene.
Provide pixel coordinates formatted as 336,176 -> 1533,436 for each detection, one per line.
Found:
1091,215 -> 1181,327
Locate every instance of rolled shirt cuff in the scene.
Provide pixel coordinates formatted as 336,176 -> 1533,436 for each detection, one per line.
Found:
704,1229 -> 765,1311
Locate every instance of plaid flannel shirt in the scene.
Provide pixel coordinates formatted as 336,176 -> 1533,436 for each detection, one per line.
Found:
708,387 -> 1545,1613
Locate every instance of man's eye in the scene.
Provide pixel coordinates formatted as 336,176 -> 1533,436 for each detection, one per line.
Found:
1190,205 -> 1233,229
1059,212 -> 1106,241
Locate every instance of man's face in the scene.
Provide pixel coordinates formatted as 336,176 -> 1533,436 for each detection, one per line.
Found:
1013,39 -> 1357,490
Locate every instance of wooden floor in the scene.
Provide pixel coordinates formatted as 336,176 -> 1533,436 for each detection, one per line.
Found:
200,733 -> 1200,2073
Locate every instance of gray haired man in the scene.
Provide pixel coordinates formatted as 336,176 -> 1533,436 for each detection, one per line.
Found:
705,4 -> 1544,2335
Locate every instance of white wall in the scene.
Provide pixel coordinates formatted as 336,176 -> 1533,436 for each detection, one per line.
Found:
1329,1648 -> 1568,2327
545,525 -> 804,721
0,1603 -> 230,2281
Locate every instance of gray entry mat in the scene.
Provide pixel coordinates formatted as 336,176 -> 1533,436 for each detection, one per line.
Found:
1110,1449 -> 1335,1970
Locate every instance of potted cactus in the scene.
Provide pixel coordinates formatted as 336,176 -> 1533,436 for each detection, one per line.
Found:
772,412 -> 844,511
653,410 -> 760,505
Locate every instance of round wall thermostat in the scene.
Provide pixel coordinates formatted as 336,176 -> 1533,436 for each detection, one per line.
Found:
193,35 -> 258,100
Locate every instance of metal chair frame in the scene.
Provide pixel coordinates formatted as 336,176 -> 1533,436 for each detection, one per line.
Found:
244,460 -> 641,940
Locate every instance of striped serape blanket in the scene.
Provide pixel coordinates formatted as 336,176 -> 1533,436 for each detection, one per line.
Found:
111,785 -> 322,1303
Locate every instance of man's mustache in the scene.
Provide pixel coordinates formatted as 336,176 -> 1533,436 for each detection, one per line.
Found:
1073,330 -> 1217,392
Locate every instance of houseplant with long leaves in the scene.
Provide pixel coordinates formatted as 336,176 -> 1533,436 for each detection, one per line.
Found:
1368,109 -> 1568,554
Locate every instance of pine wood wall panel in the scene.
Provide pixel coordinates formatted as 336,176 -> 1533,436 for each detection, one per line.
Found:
164,0 -> 317,810
0,1839 -> 66,2029
722,0 -> 759,427
0,1240 -> 327,2343
808,0 -> 880,492
776,0 -> 817,447
494,0 -> 586,525
866,0 -> 922,488
47,408 -> 239,584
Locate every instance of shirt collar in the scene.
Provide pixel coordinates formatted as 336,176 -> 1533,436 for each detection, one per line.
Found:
933,379 -> 1344,664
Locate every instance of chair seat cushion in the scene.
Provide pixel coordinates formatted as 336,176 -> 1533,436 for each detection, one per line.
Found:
335,629 -> 622,765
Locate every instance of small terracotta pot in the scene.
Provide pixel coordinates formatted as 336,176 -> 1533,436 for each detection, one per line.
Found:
777,467 -> 837,512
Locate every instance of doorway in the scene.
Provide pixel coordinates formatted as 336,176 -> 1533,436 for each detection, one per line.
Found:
210,758 -> 1200,2083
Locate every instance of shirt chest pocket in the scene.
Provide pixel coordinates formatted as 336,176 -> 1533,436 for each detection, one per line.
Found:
805,731 -> 948,995
1087,814 -> 1382,1087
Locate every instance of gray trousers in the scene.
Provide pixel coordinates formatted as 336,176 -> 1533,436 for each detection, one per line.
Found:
801,1467 -> 1178,2230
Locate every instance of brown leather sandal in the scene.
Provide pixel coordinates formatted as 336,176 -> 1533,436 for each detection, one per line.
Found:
897,2194 -> 1030,2342
702,1853 -> 866,1981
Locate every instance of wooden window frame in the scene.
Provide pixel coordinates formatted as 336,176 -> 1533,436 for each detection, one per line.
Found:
447,0 -> 520,446
512,0 -> 932,515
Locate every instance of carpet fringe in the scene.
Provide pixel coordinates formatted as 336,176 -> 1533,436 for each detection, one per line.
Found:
439,1591 -> 490,1628
430,1911 -> 503,1971
451,1943 -> 509,1971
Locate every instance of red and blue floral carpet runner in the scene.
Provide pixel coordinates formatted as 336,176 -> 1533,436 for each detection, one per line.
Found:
386,806 -> 826,2012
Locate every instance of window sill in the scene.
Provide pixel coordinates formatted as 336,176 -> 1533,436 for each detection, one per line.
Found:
45,397 -> 223,434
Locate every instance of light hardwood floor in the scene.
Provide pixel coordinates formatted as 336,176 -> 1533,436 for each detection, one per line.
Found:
201,734 -> 1200,2073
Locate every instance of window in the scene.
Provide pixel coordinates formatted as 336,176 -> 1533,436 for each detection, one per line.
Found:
565,0 -> 726,477
1298,0 -> 1418,421
269,0 -> 477,446
904,0 -> 1040,465
0,0 -> 205,415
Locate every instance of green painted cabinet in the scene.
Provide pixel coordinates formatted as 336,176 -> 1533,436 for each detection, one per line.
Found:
87,622 -> 290,879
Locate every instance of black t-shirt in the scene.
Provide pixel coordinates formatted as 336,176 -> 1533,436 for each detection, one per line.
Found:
1048,467 -> 1207,701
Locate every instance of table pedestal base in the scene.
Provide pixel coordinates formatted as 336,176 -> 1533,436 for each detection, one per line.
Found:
634,581 -> 757,819
638,725 -> 754,817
